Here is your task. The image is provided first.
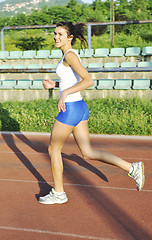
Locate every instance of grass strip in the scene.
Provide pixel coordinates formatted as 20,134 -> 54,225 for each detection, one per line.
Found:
0,97 -> 152,136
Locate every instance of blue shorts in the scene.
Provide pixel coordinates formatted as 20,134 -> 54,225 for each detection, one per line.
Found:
56,100 -> 89,126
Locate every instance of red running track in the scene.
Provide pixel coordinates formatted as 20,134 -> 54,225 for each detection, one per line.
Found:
0,132 -> 152,240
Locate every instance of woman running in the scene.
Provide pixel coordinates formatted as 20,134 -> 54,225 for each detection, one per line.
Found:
39,21 -> 145,205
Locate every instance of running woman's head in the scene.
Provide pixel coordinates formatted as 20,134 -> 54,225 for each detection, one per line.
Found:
55,21 -> 88,49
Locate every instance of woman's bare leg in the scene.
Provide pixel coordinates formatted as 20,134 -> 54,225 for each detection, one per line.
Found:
73,120 -> 131,172
49,120 -> 74,192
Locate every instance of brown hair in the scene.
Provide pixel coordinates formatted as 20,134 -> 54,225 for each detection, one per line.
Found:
56,21 -> 88,49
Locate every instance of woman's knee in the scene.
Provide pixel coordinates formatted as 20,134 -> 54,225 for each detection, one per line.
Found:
81,148 -> 94,160
48,143 -> 61,156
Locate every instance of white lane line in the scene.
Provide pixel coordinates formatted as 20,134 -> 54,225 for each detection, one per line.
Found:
0,151 -> 151,162
1,131 -> 152,141
0,178 -> 151,192
0,151 -> 48,155
0,226 -> 117,240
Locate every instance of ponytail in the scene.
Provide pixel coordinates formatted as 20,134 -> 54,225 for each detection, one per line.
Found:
56,21 -> 88,49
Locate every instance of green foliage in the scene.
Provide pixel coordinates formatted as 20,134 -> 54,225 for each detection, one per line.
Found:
0,0 -> 152,50
87,98 -> 152,135
0,98 -> 152,136
15,36 -> 48,50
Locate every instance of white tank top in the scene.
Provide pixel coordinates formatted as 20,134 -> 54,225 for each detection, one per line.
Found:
56,49 -> 82,102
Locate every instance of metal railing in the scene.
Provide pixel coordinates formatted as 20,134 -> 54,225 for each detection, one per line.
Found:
1,20 -> 152,51
0,67 -> 152,73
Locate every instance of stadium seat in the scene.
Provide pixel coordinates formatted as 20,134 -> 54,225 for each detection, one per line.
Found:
0,64 -> 12,69
79,49 -> 94,58
73,49 -> 79,54
49,50 -> 62,59
97,79 -> 114,89
0,79 -> 16,89
87,80 -> 97,89
35,50 -> 50,59
109,48 -> 125,57
114,79 -> 132,90
82,63 -> 87,68
141,46 -> 152,56
0,51 -> 9,59
21,50 -> 36,59
30,79 -> 44,89
104,62 -> 119,68
13,64 -> 27,69
125,47 -> 141,57
15,79 -> 31,89
93,48 -> 109,58
14,79 -> 31,89
88,63 -> 103,69
137,62 -> 152,67
121,62 -> 136,67
7,51 -> 22,59
42,63 -> 56,69
132,79 -> 150,89
27,64 -> 41,69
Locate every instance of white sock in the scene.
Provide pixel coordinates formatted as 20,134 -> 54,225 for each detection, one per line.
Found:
53,189 -> 64,195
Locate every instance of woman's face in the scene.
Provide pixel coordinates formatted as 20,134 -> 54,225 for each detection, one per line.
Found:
54,26 -> 72,49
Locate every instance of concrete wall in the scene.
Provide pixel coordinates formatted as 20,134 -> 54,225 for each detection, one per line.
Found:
0,88 -> 152,102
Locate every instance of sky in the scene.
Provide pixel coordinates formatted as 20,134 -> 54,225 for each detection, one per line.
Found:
82,0 -> 94,3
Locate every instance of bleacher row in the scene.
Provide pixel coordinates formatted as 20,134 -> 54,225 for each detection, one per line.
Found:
0,61 -> 152,70
0,46 -> 152,60
0,78 -> 151,90
0,47 -> 151,93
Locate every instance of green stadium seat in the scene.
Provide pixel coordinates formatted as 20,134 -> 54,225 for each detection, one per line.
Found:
0,64 -> 12,69
141,47 -> 152,56
121,62 -> 136,67
42,63 -> 56,69
49,50 -> 62,59
138,62 -> 152,67
79,49 -> 94,58
13,64 -> 27,69
21,50 -> 36,59
109,48 -> 125,57
132,79 -> 150,89
88,63 -> 103,69
73,49 -> 79,54
97,79 -> 114,89
14,79 -> 31,89
30,79 -> 44,89
27,64 -> 41,69
125,47 -> 141,57
82,63 -> 87,68
35,50 -> 50,59
104,62 -> 119,68
0,79 -> 16,89
93,48 -> 109,58
7,51 -> 22,59
87,80 -> 97,89
114,79 -> 132,89
0,51 -> 9,59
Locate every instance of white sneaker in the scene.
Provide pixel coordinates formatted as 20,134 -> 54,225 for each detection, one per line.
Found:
128,162 -> 145,191
39,188 -> 68,204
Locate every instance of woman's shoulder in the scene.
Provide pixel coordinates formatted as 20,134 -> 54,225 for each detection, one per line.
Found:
64,49 -> 80,61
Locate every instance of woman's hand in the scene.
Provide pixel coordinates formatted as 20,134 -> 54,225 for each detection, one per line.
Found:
58,91 -> 68,112
43,79 -> 55,89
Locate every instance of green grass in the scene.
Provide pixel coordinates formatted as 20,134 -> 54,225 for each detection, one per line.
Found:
0,97 -> 152,136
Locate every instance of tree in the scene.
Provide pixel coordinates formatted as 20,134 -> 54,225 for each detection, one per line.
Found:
15,36 -> 48,50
